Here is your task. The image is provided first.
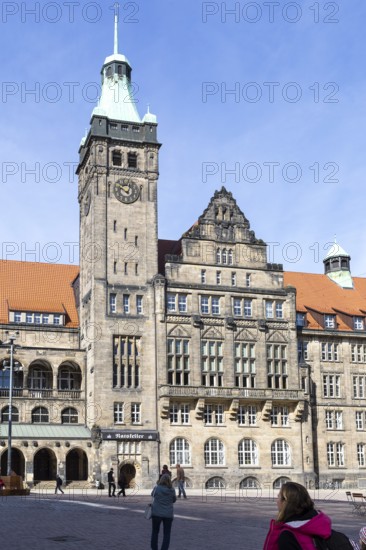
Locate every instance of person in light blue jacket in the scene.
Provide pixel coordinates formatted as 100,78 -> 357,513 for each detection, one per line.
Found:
150,473 -> 177,550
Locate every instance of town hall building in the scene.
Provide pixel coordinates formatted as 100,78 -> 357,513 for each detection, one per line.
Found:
0,20 -> 365,492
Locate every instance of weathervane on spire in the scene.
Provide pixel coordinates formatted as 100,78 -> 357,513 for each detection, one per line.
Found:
113,2 -> 120,54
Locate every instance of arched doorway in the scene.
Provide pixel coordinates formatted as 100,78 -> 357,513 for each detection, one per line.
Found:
33,448 -> 57,482
66,448 -> 88,481
119,463 -> 136,487
0,448 -> 25,477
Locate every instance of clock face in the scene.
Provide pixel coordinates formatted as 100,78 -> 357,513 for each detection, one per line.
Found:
84,191 -> 91,216
114,179 -> 140,204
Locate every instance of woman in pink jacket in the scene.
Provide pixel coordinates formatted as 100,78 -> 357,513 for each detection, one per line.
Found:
263,482 -> 332,550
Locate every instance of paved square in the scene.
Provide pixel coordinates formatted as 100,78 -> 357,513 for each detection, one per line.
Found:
0,489 -> 363,549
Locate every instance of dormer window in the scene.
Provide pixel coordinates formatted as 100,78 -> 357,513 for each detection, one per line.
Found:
324,314 -> 336,329
296,313 -> 306,327
354,317 -> 365,331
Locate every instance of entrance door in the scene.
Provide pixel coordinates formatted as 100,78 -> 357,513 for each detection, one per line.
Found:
33,448 -> 57,481
0,448 -> 25,477
66,449 -> 88,481
119,463 -> 136,487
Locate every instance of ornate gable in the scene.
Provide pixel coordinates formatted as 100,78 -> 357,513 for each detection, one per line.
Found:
183,187 -> 265,245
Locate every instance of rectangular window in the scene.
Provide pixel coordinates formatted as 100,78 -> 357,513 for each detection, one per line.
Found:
351,344 -> 366,363
178,295 -> 187,313
326,410 -> 343,430
42,314 -> 49,324
325,315 -> 336,329
271,406 -> 289,427
298,341 -> 309,363
246,274 -> 251,288
233,299 -> 242,316
354,317 -> 365,330
200,296 -> 209,314
114,403 -> 124,424
201,340 -> 224,387
131,403 -> 141,424
266,344 -> 288,389
123,295 -> 130,314
323,374 -> 341,398
275,302 -> 283,319
327,442 -> 344,467
201,270 -> 206,284
113,336 -> 141,389
212,297 -> 220,315
238,405 -> 257,426
216,271 -> 221,285
356,411 -> 365,431
231,272 -> 236,286
265,301 -> 274,319
353,376 -> 366,399
53,314 -> 61,325
26,313 -> 33,323
167,293 -> 176,312
296,313 -> 306,327
204,404 -> 224,425
136,295 -> 143,314
244,299 -> 252,317
234,343 -> 256,388
321,343 -> 339,361
358,444 -> 366,466
14,312 -> 21,323
110,294 -> 117,313
167,338 -> 190,386
34,313 -> 41,324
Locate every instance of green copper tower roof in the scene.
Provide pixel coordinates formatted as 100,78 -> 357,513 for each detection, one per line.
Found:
90,8 -> 156,125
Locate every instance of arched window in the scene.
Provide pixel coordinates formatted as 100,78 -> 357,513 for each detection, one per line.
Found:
222,249 -> 227,265
228,249 -> 233,265
58,363 -> 81,391
169,438 -> 191,466
204,438 -> 225,466
216,248 -> 221,264
238,439 -> 258,466
205,477 -> 225,489
271,440 -> 291,466
1,406 -> 19,422
32,407 -> 49,423
28,363 -> 52,390
61,407 -> 78,424
240,477 -> 260,489
273,476 -> 291,489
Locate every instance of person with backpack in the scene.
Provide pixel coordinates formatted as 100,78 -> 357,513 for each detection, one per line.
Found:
263,481 -> 353,549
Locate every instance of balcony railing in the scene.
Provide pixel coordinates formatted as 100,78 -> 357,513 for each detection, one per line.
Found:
159,385 -> 302,400
0,388 -> 82,399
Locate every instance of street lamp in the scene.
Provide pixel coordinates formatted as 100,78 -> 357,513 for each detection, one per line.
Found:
0,332 -> 21,476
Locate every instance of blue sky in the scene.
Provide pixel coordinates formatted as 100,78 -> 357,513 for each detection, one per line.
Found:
0,1 -> 365,275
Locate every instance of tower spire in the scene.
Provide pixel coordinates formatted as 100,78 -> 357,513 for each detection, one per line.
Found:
113,2 -> 119,55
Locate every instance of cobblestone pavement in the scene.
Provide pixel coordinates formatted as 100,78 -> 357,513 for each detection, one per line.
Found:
0,488 -> 363,550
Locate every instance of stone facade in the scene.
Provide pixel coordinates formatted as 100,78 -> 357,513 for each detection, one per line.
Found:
1,34 -> 366,492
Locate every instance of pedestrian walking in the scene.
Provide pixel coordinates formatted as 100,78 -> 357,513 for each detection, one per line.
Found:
55,474 -> 64,494
175,464 -> 187,499
150,474 -> 176,550
108,468 -> 116,497
117,469 -> 127,497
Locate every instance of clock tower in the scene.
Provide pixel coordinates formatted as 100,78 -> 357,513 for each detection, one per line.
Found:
77,10 -> 161,484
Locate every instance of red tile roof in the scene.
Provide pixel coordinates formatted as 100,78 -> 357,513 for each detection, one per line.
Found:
284,272 -> 366,331
0,260 -> 79,327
